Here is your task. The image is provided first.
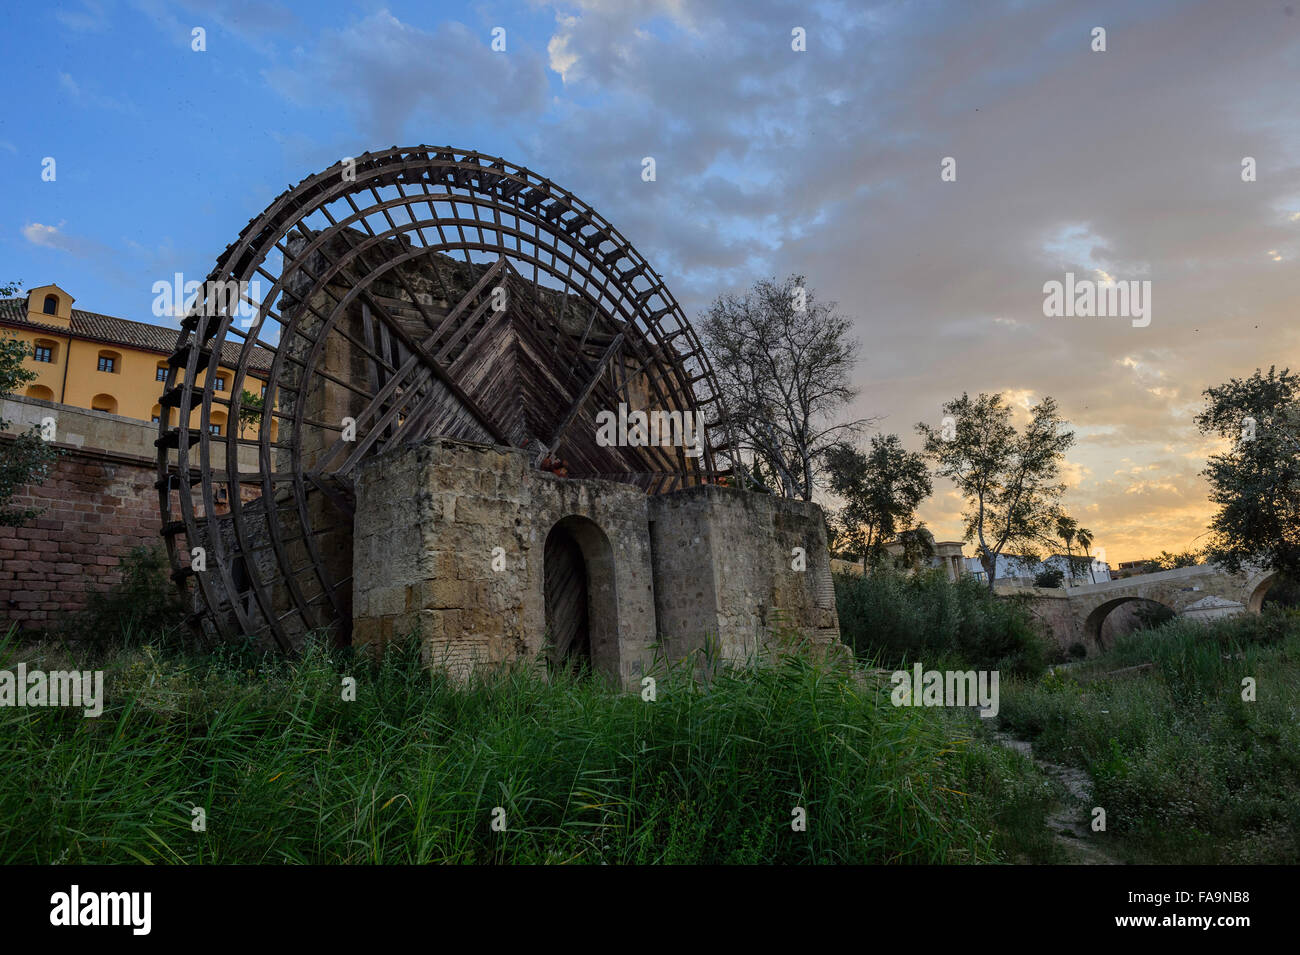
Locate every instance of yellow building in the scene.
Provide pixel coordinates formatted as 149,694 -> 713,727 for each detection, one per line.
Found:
0,283 -> 273,439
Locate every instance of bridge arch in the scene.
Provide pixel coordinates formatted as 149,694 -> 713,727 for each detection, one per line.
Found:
1246,571 -> 1279,614
1084,596 -> 1176,649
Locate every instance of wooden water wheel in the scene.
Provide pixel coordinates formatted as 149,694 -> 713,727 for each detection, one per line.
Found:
155,146 -> 731,650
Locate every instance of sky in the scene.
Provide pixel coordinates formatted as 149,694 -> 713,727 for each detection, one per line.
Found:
2,0 -> 1298,565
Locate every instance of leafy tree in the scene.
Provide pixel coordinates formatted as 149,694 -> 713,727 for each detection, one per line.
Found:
1262,573 -> 1300,608
888,525 -> 937,572
699,275 -> 871,500
0,280 -> 57,527
825,434 -> 932,568
1134,601 -> 1176,629
1195,366 -> 1300,578
1034,566 -> 1065,588
917,393 -> 1075,591
237,388 -> 265,437
1147,549 -> 1202,572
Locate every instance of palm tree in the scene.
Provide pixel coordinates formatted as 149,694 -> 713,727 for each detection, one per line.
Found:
1055,514 -> 1078,585
1076,526 -> 1096,583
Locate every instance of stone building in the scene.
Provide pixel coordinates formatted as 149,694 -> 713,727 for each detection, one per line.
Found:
137,148 -> 847,679
352,437 -> 840,686
287,243 -> 842,683
834,536 -> 968,581
177,228 -> 842,683
0,284 -> 274,439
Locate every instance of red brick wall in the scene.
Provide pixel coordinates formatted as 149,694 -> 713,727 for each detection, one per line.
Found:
0,443 -> 162,629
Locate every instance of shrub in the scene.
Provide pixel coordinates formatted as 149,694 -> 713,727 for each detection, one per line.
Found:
0,329 -> 59,527
1034,567 -> 1064,589
1133,601 -> 1176,630
833,568 -> 1049,676
60,545 -> 188,652
1263,573 -> 1300,608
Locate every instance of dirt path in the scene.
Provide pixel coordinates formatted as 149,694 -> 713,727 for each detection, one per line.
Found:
991,730 -> 1124,865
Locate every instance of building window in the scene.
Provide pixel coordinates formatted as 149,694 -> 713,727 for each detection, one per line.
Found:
33,345 -> 52,363
152,415 -> 161,424
42,294 -> 58,315
209,423 -> 222,435
213,376 -> 226,392
156,366 -> 168,382
90,394 -> 117,415
260,384 -> 267,398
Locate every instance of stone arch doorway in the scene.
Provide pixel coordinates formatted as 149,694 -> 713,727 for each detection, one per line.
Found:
543,516 -> 619,682
1086,596 -> 1176,649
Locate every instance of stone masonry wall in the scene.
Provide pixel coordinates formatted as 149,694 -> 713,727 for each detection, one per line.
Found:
1000,589 -> 1080,657
649,486 -> 840,664
0,396 -> 259,631
0,399 -> 166,629
353,438 -> 841,686
353,437 -> 658,687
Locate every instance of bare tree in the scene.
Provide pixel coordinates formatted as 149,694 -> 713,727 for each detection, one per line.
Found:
699,275 -> 870,500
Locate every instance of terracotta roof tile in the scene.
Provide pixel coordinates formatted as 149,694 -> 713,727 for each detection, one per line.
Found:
0,298 -> 271,374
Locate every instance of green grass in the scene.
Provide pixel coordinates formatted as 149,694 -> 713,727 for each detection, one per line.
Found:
991,608 -> 1300,864
0,630 -> 1058,865
11,543 -> 1294,864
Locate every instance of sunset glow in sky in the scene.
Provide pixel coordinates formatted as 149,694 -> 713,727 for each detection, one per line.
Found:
3,0 -> 1298,565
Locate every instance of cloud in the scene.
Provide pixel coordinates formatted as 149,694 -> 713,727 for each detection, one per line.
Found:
56,71 -> 134,113
22,222 -> 114,259
521,0 -> 1300,562
263,11 -> 549,143
547,15 -> 580,81
23,222 -> 67,248
131,0 -> 300,53
55,0 -> 110,32
135,0 -> 1293,565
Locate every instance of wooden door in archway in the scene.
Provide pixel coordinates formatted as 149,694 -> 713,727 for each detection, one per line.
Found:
544,525 -> 591,674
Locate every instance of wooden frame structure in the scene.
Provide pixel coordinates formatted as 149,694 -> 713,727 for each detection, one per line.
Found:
155,146 -> 731,649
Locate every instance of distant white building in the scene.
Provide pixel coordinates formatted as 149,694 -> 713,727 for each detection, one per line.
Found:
1040,553 -> 1112,585
962,552 -> 1111,586
963,553 -> 1039,583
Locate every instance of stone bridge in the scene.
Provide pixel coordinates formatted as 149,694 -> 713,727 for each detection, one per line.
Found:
1064,564 -> 1280,647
